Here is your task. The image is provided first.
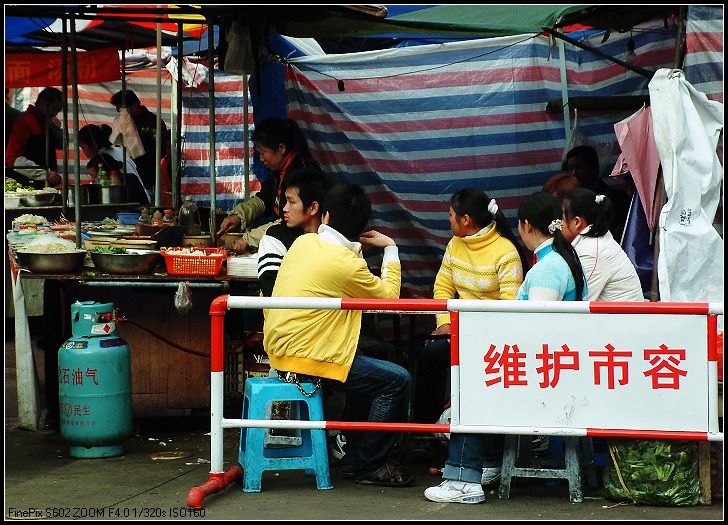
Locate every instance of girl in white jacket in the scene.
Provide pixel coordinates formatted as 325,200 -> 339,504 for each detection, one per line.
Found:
559,188 -> 645,302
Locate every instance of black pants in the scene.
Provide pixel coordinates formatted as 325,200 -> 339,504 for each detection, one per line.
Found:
412,338 -> 450,423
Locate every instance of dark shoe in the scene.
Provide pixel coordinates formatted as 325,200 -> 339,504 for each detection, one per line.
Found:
355,460 -> 415,487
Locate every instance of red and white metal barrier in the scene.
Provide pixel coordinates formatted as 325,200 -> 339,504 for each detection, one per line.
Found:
187,297 -> 723,508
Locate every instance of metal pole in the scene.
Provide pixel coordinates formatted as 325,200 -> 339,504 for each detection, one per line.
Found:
69,16 -> 81,248
60,18 -> 69,220
557,33 -> 571,141
155,13 -> 163,208
207,15 -> 217,241
174,23 -> 184,209
650,6 -> 687,302
243,74 -> 250,200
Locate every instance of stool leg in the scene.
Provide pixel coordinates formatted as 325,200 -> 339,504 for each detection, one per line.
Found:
580,437 -> 599,489
499,435 -> 519,499
242,393 -> 269,493
310,428 -> 333,490
564,437 -> 583,503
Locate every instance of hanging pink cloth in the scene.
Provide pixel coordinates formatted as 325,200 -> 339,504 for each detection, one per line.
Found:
610,105 -> 661,230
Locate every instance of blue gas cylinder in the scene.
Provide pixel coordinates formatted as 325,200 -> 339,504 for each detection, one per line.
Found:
58,301 -> 132,458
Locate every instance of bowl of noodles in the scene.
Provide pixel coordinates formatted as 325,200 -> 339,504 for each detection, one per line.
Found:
15,237 -> 87,273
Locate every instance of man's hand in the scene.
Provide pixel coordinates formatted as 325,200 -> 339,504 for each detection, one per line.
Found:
216,214 -> 241,236
47,170 -> 62,187
432,324 -> 451,336
359,230 -> 395,249
231,237 -> 248,253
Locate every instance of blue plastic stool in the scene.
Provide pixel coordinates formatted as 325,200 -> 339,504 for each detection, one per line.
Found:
238,376 -> 332,493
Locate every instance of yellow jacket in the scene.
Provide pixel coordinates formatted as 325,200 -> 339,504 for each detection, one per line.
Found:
263,225 -> 401,382
434,223 -> 523,328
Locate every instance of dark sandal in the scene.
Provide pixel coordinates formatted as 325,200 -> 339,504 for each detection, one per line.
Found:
355,460 -> 415,487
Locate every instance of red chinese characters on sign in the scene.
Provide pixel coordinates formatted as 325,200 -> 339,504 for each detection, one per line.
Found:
482,342 -> 688,390
590,343 -> 632,389
643,345 -> 688,389
537,344 -> 580,388
5,47 -> 121,88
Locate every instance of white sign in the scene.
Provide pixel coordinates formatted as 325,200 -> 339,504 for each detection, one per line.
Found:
456,311 -> 709,433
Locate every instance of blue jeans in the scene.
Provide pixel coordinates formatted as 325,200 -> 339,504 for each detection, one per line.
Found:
324,354 -> 411,479
442,433 -> 505,484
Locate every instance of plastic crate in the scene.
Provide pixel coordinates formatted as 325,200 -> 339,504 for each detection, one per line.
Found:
161,247 -> 226,276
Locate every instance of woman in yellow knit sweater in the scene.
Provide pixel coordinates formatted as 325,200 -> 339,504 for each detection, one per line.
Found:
412,188 -> 530,481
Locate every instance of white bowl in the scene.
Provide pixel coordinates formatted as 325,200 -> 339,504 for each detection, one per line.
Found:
5,195 -> 22,208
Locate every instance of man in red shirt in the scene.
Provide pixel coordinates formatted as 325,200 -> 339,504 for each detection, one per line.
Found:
5,87 -> 64,189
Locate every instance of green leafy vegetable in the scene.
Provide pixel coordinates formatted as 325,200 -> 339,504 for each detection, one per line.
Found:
5,179 -> 35,193
603,438 -> 700,506
90,246 -> 128,254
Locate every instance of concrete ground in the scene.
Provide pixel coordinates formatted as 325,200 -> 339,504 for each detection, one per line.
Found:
5,318 -> 724,521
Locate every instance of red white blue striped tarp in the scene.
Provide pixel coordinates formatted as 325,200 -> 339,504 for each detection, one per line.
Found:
179,70 -> 255,212
284,21 -> 683,298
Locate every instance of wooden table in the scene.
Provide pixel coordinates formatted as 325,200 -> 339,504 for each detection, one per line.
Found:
15,261 -> 259,421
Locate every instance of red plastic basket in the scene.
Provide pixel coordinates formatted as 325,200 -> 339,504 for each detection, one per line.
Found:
161,247 -> 226,276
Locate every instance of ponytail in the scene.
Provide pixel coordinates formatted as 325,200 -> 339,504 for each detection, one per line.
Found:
560,187 -> 613,238
518,192 -> 585,300
450,188 -> 530,272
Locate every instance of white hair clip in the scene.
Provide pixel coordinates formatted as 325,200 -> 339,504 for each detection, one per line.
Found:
595,194 -> 605,204
548,219 -> 563,234
488,198 -> 499,215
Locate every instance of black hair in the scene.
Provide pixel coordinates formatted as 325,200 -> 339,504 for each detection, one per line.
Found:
281,168 -> 332,214
37,87 -> 63,104
252,117 -> 320,170
322,182 -> 371,240
110,89 -> 140,108
563,145 -> 599,171
450,188 -> 530,272
517,192 -> 586,300
78,123 -> 113,152
559,187 -> 613,238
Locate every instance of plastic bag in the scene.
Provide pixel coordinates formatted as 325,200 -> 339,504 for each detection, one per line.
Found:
603,438 -> 700,506
562,109 -> 614,175
174,281 -> 192,315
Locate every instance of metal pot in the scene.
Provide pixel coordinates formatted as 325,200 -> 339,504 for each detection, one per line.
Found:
100,185 -> 127,204
68,185 -> 101,206
90,249 -> 162,274
181,235 -> 213,248
16,250 -> 87,273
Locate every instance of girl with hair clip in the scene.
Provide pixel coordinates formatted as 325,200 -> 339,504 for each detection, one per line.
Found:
516,191 -> 587,301
424,191 -> 586,505
416,188 -> 530,486
559,188 -> 644,301
216,117 -> 324,252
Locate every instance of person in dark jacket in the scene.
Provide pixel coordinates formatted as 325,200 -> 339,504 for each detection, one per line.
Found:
562,145 -> 631,242
6,87 -> 63,189
110,89 -> 168,194
216,117 -> 323,252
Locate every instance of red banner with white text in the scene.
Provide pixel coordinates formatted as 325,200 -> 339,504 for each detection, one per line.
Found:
5,47 -> 121,88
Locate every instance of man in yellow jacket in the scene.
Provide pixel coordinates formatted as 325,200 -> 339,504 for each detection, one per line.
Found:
263,182 -> 415,488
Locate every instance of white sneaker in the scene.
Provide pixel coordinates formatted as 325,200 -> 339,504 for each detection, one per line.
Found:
481,466 -> 502,484
330,433 -> 346,460
424,480 -> 485,504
